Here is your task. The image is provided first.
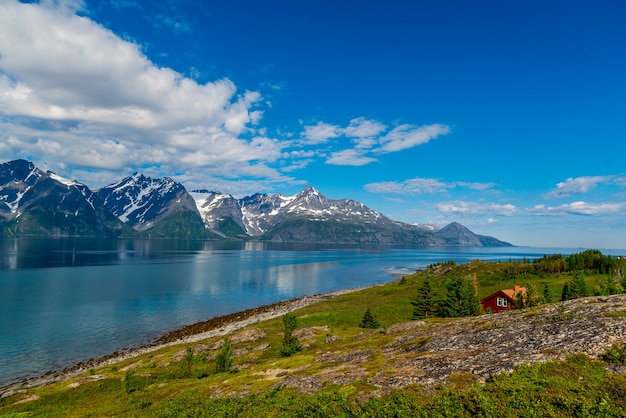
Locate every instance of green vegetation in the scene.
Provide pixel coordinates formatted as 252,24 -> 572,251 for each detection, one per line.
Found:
138,212 -> 219,239
217,217 -> 247,238
436,275 -> 481,317
280,313 -> 302,357
215,337 -> 234,373
410,277 -> 435,319
602,344 -> 626,364
358,308 -> 381,329
2,249 -> 625,417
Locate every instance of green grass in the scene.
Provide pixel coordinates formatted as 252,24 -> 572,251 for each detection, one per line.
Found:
2,258 -> 625,417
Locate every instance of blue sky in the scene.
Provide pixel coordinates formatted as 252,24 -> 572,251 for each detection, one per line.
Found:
1,0 -> 625,249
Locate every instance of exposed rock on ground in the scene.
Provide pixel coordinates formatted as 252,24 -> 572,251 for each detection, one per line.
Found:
280,295 -> 626,394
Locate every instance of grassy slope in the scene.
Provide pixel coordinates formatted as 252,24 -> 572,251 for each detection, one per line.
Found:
1,260 -> 625,417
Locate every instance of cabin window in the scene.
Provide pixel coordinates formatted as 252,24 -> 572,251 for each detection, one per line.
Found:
496,297 -> 508,307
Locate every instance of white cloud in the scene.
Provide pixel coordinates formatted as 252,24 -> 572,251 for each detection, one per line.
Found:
326,149 -> 377,166
364,177 -> 496,195
302,121 -> 340,144
530,201 -> 626,216
436,201 -> 518,217
378,124 -> 449,152
343,117 -> 386,139
542,175 -> 626,199
300,118 -> 450,167
0,0 -> 282,187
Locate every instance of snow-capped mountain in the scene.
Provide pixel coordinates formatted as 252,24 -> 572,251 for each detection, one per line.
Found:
191,186 -> 389,238
97,173 -> 199,232
0,159 -> 127,237
190,186 -> 511,246
0,159 -> 44,216
0,159 -> 512,246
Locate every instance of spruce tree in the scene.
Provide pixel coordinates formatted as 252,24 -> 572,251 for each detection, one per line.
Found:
542,282 -> 552,304
437,275 -> 481,318
280,313 -> 302,357
570,272 -> 588,299
359,308 -> 381,329
561,282 -> 571,301
410,277 -> 435,319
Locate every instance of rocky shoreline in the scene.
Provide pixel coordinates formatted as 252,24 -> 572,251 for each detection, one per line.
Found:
2,286 -> 373,392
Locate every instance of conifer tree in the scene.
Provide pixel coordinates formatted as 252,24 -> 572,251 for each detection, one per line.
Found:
280,313 -> 302,357
437,275 -> 481,318
359,308 -> 381,329
570,272 -> 588,299
561,282 -> 572,301
542,282 -> 552,304
410,277 -> 435,319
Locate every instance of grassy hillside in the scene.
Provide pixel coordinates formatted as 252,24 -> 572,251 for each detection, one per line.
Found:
2,252 -> 625,417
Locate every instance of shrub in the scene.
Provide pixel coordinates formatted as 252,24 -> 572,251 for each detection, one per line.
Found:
602,344 -> 626,364
215,337 -> 234,373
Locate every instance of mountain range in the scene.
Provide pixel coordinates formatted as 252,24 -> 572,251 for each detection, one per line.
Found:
0,159 -> 512,246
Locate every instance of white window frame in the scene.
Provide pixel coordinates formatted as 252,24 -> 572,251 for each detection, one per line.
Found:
496,297 -> 508,307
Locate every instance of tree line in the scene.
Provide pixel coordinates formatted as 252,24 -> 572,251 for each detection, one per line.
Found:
411,250 -> 625,320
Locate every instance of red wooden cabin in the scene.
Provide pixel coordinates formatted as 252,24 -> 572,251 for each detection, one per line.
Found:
480,285 -> 526,313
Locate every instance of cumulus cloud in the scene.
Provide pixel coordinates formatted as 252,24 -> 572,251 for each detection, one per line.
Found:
300,118 -> 450,167
343,117 -> 386,140
543,175 -> 626,199
0,0 -> 283,187
302,121 -> 341,144
364,177 -> 496,195
436,201 -> 518,217
530,202 -> 626,216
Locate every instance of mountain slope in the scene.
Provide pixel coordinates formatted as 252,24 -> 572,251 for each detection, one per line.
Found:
434,222 -> 511,246
194,186 -> 511,246
97,174 -> 213,238
0,160 -> 129,237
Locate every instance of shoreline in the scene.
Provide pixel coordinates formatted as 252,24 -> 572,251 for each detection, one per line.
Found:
3,285 -> 376,391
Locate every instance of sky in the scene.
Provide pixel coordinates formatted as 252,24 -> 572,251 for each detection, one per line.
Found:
0,0 -> 625,249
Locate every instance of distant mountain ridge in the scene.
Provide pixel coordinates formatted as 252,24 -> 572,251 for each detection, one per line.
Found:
0,159 -> 129,237
0,159 -> 512,246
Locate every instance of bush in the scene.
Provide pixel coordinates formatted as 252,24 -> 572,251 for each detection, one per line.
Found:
602,344 -> 626,364
215,337 -> 234,373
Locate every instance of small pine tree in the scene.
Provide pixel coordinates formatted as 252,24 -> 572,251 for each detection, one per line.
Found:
570,272 -> 588,299
561,282 -> 572,301
410,277 -> 435,319
359,308 -> 381,329
215,337 -> 234,373
542,282 -> 552,304
280,313 -> 302,357
182,347 -> 194,378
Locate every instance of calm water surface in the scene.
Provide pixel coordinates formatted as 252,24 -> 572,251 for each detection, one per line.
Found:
1,238 -> 620,387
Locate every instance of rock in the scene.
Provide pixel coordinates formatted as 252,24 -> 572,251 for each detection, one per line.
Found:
386,321 -> 427,334
293,326 -> 330,343
15,394 -> 40,404
231,328 -> 267,344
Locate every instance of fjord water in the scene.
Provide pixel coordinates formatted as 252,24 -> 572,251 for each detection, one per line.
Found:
0,239 -> 608,388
